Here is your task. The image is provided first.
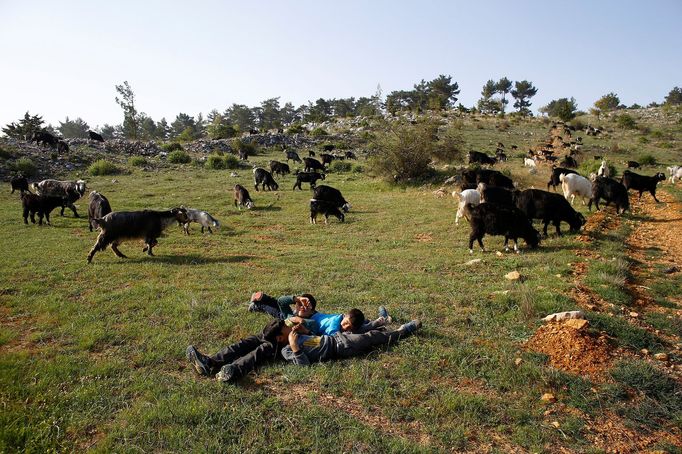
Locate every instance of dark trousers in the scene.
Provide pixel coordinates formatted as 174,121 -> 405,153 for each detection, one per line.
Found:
334,329 -> 408,359
209,335 -> 276,379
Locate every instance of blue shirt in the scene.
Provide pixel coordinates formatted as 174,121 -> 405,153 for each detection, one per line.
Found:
310,312 -> 343,335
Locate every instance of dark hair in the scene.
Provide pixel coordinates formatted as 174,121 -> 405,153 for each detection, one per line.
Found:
346,308 -> 365,330
299,293 -> 317,310
262,319 -> 285,344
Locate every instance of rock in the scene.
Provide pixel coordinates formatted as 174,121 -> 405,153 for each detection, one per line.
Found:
496,251 -> 503,257
505,271 -> 521,281
641,349 -> 649,355
515,357 -> 523,366
551,421 -> 561,429
111,179 -> 118,184
444,176 -> 458,185
230,172 -> 239,177
542,311 -> 585,322
664,266 -> 679,274
541,393 -> 556,403
629,312 -> 639,318
464,259 -> 482,266
654,353 -> 669,361
564,319 -> 589,330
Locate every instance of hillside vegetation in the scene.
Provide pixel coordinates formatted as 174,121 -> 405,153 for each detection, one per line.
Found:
1,108 -> 681,452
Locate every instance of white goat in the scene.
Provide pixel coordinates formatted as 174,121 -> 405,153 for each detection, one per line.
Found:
597,160 -> 610,178
667,165 -> 682,184
560,173 -> 592,205
524,157 -> 537,168
453,189 -> 480,225
180,207 -> 220,234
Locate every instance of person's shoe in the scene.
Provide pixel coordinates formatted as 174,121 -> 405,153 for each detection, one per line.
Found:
186,345 -> 212,376
378,306 -> 393,324
398,320 -> 422,335
251,291 -> 264,302
215,364 -> 236,382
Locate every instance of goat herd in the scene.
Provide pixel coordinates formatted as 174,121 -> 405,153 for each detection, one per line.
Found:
454,159 -> 681,254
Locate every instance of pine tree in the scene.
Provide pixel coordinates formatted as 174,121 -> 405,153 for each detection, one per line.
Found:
511,80 -> 538,116
58,117 -> 90,138
495,77 -> 512,114
2,111 -> 45,139
115,81 -> 140,139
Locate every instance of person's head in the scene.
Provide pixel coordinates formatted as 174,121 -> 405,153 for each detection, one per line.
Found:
295,293 -> 317,317
340,308 -> 365,332
262,319 -> 290,345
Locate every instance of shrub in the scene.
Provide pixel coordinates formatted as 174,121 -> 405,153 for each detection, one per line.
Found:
352,164 -> 364,173
570,118 -> 586,131
638,136 -> 650,144
329,161 -> 351,172
638,154 -> 657,165
0,146 -> 11,160
205,154 -> 239,170
579,159 -> 617,179
310,127 -> 328,137
615,114 -> 637,129
129,156 -> 147,167
658,142 -> 673,149
231,139 -> 258,159
88,159 -> 120,176
167,150 -> 191,164
13,158 -> 37,177
161,142 -> 183,152
287,123 -> 307,134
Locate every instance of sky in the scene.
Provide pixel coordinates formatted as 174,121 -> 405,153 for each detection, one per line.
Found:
1,0 -> 680,130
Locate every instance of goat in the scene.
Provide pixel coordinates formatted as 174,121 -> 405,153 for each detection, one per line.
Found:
454,189 -> 480,225
253,168 -> 279,191
312,185 -> 351,212
547,167 -> 578,192
10,174 -> 29,194
303,157 -> 325,173
620,170 -> 666,202
293,171 -> 325,190
667,166 -> 682,184
86,208 -> 189,263
310,199 -> 344,224
269,160 -> 290,177
285,150 -> 302,163
234,184 -> 254,209
30,130 -> 58,148
559,155 -> 578,168
21,193 -> 64,225
460,169 -> 514,190
560,173 -> 592,205
87,191 -> 112,232
477,183 -> 516,207
464,203 -> 540,254
33,179 -> 87,217
345,151 -> 357,160
88,131 -> 105,142
515,189 -> 586,236
597,160 -> 610,178
627,160 -> 640,169
524,157 -> 537,168
588,177 -> 630,214
180,207 -> 220,234
319,153 -> 335,167
468,151 -> 497,165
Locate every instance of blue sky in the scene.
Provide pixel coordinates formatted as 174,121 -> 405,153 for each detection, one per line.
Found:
1,0 -> 680,129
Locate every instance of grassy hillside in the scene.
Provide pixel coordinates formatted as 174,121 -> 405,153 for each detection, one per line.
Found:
1,110 -> 681,452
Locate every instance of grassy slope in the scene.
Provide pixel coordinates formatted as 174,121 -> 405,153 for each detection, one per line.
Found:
1,111 -> 681,452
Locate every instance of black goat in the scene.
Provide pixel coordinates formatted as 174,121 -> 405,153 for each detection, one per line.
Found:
464,203 -> 540,253
253,168 -> 279,191
620,170 -> 666,202
588,177 -> 630,214
514,189 -> 586,236
293,171 -> 325,190
87,191 -> 112,232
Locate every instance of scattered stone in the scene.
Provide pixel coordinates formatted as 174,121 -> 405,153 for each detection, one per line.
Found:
664,266 -> 679,274
496,251 -> 503,257
629,312 -> 639,318
654,353 -> 669,362
641,349 -> 649,355
444,176 -> 458,185
111,179 -> 118,183
464,259 -> 482,266
515,357 -> 523,366
541,393 -> 556,403
564,319 -> 589,330
555,274 -> 562,278
542,311 -> 585,322
505,271 -> 522,281
551,421 -> 561,429
230,172 -> 239,177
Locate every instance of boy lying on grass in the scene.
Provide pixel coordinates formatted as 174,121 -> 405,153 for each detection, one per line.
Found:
248,291 -> 391,335
186,309 -> 421,382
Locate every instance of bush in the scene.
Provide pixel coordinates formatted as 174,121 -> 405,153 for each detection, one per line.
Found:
167,150 -> 191,164
579,159 -> 617,179
231,139 -> 258,159
129,156 -> 147,167
13,158 -> 37,177
0,146 -> 12,160
570,118 -> 586,131
161,142 -> 183,152
329,161 -> 351,172
638,136 -> 650,144
88,159 -> 120,176
638,154 -> 657,165
205,154 -> 239,170
310,127 -> 328,137
615,114 -> 637,129
287,123 -> 307,134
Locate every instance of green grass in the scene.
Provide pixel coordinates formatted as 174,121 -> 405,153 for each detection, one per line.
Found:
88,159 -> 120,176
1,113 -> 681,452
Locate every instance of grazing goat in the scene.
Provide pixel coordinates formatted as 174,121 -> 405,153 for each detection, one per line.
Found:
313,185 -> 351,212
515,189 -> 586,236
33,179 -> 87,217
464,203 -> 540,254
667,166 -> 682,184
588,177 -> 630,214
460,169 -> 514,190
345,151 -> 357,160
303,157 -> 325,173
234,184 -> 254,209
57,140 -> 69,154
620,170 -> 666,202
468,151 -> 497,165
87,208 -> 189,263
293,171 -> 325,190
524,157 -> 537,168
454,189 -> 480,225
180,207 -> 220,234
88,191 -> 112,232
559,155 -> 578,168
560,173 -> 592,205
597,160 -> 610,178
477,183 -> 516,207
253,168 -> 279,191
322,144 -> 336,152
88,131 -> 105,142
308,150 -> 316,157
21,193 -> 64,225
310,199 -> 344,224
10,174 -> 29,194
285,150 -> 302,163
31,130 -> 58,148
547,167 -> 578,191
320,153 -> 335,167
627,161 -> 640,169
269,160 -> 290,177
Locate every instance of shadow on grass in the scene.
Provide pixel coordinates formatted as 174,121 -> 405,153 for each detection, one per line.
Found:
105,254 -> 253,265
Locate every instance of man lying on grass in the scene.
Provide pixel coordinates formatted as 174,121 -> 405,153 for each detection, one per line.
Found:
248,291 -> 392,335
186,310 -> 421,382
